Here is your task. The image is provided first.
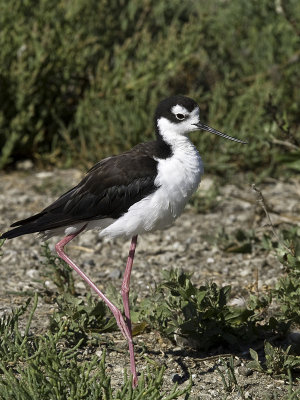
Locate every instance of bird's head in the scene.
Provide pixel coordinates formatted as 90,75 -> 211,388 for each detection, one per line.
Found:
155,95 -> 247,144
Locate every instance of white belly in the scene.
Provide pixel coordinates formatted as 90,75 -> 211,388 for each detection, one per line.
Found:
100,140 -> 203,239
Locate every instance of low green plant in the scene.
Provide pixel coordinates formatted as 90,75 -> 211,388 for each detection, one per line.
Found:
248,342 -> 300,378
0,238 -> 4,253
259,226 -> 300,324
41,242 -> 75,295
210,227 -> 257,254
0,294 -> 192,400
49,292 -> 117,346
271,228 -> 300,325
137,269 -> 267,350
216,356 -> 245,399
0,293 -> 38,365
209,223 -> 300,327
1,348 -> 192,400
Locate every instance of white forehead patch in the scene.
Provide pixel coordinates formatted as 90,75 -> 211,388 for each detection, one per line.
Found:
171,105 -> 189,116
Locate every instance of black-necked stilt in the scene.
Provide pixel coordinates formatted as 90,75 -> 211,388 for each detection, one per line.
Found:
1,95 -> 246,386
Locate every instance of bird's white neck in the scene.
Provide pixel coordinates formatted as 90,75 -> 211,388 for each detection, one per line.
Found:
156,119 -> 202,168
155,123 -> 204,198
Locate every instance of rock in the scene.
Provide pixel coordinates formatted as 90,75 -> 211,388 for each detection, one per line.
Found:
234,358 -> 242,367
75,281 -> 87,290
35,171 -> 54,179
107,268 -> 122,279
26,269 -> 39,279
44,280 -> 57,291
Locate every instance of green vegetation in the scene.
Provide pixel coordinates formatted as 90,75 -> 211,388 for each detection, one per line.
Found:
0,295 -> 192,399
248,342 -> 300,378
0,222 -> 299,396
49,293 -> 117,346
136,270 -> 264,350
216,357 -> 246,399
41,242 -> 75,294
271,227 -> 300,325
133,224 -> 300,383
0,0 -> 299,176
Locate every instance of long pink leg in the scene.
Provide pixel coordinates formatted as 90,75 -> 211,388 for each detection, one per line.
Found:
55,228 -> 138,386
121,235 -> 138,386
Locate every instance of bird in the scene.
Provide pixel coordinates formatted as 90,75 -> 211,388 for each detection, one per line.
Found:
1,95 -> 247,387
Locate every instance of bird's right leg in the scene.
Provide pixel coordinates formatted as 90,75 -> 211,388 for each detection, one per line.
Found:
55,228 -> 138,386
121,235 -> 138,387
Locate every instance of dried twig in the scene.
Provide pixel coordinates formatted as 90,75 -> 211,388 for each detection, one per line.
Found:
196,354 -> 233,362
252,184 -> 291,253
69,245 -> 93,252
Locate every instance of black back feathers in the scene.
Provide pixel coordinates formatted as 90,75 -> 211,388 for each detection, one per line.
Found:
1,141 -> 172,239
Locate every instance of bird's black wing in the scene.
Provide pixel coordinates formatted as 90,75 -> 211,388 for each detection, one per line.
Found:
1,142 -> 160,239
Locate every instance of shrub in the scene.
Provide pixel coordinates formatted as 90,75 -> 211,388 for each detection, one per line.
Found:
0,0 -> 299,176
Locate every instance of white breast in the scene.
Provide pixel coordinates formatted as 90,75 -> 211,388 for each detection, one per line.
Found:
101,136 -> 203,239
154,138 -> 203,222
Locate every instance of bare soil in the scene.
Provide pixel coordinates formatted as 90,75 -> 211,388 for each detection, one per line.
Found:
1,167 -> 300,399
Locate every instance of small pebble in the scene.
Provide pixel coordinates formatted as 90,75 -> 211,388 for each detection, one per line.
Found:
108,268 -> 122,279
26,269 -> 39,279
234,358 -> 242,367
95,350 -> 102,358
238,366 -> 253,377
35,171 -> 54,179
75,281 -> 86,290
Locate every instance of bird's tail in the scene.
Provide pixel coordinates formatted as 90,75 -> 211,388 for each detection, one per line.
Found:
1,225 -> 39,239
1,212 -> 46,239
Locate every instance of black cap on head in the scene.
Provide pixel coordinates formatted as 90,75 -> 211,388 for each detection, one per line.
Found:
154,95 -> 198,125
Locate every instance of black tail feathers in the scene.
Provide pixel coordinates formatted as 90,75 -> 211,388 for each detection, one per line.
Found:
1,224 -> 40,240
0,212 -> 46,239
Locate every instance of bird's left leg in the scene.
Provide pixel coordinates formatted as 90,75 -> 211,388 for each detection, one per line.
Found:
55,228 -> 138,386
121,235 -> 138,386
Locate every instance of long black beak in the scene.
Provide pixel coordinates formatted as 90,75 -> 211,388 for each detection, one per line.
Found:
194,122 -> 247,144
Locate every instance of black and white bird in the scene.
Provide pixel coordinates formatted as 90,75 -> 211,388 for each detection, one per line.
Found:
1,95 -> 246,386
